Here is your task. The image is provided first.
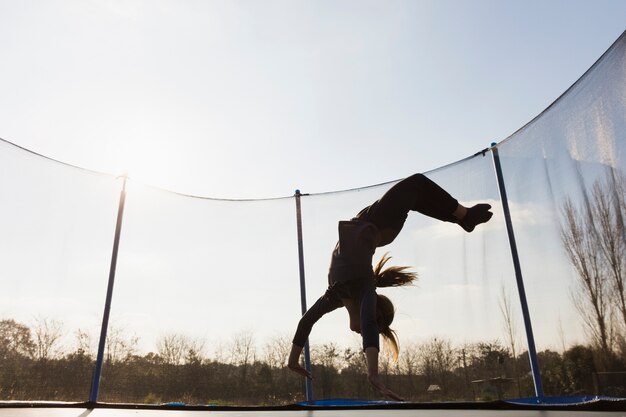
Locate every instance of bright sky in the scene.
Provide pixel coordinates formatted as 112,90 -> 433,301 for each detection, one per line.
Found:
1,0 -> 626,361
1,0 -> 625,199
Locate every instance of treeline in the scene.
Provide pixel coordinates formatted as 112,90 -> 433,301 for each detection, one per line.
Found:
1,318 -> 626,404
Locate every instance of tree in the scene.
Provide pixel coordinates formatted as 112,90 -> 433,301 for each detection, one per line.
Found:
311,343 -> 341,398
228,331 -> 256,386
74,328 -> 94,358
105,325 -> 139,363
343,346 -> 366,374
0,319 -> 35,359
32,317 -> 64,361
592,173 -> 626,332
561,196 -> 613,355
563,345 -> 596,394
157,334 -> 186,365
262,335 -> 292,369
560,171 -> 626,362
474,340 -> 509,378
537,350 -> 568,395
183,337 -> 205,365
398,341 -> 419,386
156,333 -> 205,365
499,287 -> 521,396
418,337 -> 456,391
228,331 -> 255,367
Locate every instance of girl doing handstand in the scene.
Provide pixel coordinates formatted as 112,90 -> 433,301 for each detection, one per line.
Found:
287,173 -> 493,400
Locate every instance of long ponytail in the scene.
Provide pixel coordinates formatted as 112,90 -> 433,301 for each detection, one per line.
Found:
373,253 -> 417,361
374,252 -> 417,288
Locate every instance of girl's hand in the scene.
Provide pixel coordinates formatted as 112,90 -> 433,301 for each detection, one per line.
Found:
367,374 -> 404,401
287,343 -> 312,379
288,361 -> 312,379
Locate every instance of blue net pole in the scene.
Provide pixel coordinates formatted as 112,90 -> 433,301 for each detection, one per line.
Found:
490,145 -> 545,400
89,175 -> 128,403
294,190 -> 314,402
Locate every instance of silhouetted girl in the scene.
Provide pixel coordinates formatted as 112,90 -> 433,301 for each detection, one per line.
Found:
288,173 -> 493,400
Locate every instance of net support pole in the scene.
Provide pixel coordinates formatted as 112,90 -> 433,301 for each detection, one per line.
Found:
294,190 -> 314,402
490,144 -> 544,400
89,175 -> 128,403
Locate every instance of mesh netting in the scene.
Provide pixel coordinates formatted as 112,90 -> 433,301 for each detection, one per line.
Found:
0,30 -> 624,405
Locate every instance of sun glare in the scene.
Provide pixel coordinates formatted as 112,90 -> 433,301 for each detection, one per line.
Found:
114,138 -> 178,190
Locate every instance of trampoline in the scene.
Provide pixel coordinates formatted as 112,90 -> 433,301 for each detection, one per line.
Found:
0,27 -> 625,417
2,397 -> 626,416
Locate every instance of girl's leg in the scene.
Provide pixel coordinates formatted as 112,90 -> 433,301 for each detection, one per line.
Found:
370,173 -> 459,223
399,174 -> 460,221
357,173 -> 492,245
398,174 -> 492,232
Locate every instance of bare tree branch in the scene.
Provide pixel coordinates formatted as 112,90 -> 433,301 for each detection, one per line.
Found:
32,317 -> 63,361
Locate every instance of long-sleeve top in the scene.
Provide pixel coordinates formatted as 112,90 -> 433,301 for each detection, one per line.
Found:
292,219 -> 380,351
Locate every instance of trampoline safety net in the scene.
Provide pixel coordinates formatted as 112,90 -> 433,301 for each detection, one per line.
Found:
0,30 -> 625,407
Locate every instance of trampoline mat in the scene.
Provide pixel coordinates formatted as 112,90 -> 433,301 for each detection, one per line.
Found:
2,398 -> 626,417
1,408 -> 626,417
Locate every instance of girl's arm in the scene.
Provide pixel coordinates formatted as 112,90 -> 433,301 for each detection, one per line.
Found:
289,292 -> 342,378
292,292 -> 342,348
365,346 -> 404,401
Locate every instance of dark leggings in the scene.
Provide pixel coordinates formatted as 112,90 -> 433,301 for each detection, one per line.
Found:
355,173 -> 458,246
